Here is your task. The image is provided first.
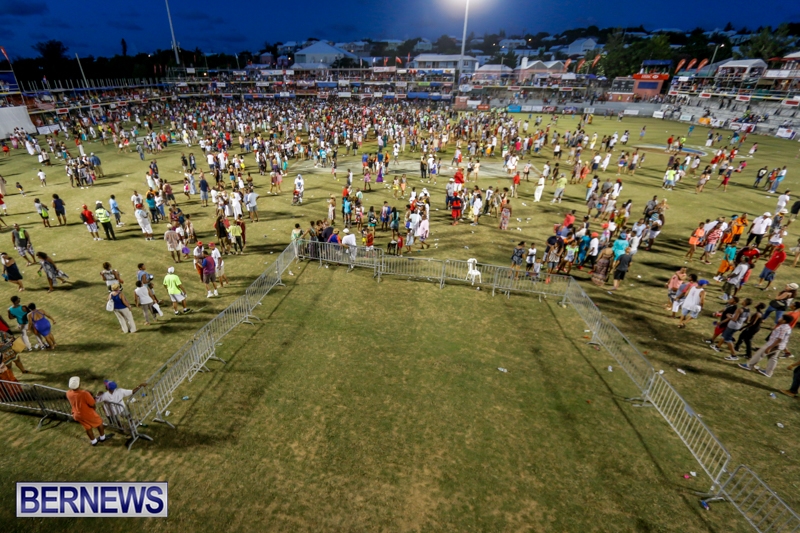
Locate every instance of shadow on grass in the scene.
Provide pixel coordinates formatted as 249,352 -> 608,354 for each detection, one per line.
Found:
544,302 -> 726,533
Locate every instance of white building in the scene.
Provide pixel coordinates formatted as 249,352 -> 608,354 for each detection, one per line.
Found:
413,38 -> 433,52
499,38 -> 527,49
409,54 -> 478,72
567,38 -> 598,56
380,39 -> 404,51
278,41 -> 299,54
334,41 -> 369,54
473,63 -> 514,81
294,42 -> 356,65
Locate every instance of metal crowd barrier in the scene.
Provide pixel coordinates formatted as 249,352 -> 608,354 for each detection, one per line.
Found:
645,374 -> 731,490
589,314 -> 657,396
298,245 -> 795,529
0,241 -> 299,448
705,465 -> 800,532
0,379 -> 152,451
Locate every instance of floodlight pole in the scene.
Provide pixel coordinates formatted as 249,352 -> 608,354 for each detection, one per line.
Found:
457,0 -> 470,92
75,54 -> 89,89
710,44 -> 724,70
165,0 -> 181,65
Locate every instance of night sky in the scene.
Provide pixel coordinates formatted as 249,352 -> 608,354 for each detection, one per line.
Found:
0,0 -> 796,58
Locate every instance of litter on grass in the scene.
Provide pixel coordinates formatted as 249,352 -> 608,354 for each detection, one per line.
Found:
677,368 -> 687,375
497,367 -> 508,373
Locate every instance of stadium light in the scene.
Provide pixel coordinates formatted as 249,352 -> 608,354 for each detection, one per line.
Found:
456,0 -> 470,90
710,43 -> 725,68
164,0 -> 180,65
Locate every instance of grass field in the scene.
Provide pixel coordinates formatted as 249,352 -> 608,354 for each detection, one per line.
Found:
1,264 -> 753,532
0,110 -> 799,530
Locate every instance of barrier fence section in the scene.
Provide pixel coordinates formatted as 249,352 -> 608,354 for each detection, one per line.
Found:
138,242 -> 298,428
0,241 -> 299,448
0,380 -> 153,450
708,465 -> 800,532
296,247 -> 793,528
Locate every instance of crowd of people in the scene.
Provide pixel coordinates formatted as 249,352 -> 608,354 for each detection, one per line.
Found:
0,96 -> 798,447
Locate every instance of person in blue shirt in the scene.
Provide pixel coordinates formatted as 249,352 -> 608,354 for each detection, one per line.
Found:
89,153 -> 104,177
612,233 -> 629,261
109,195 -> 123,226
51,193 -> 67,226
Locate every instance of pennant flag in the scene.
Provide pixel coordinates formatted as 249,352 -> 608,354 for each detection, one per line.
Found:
576,58 -> 586,72
686,58 -> 698,70
407,52 -> 411,63
695,58 -> 709,72
674,58 -> 686,74
384,57 -> 388,66
0,46 -> 9,63
395,56 -> 402,64
563,58 -> 572,71
591,54 -> 601,69
360,58 -> 363,68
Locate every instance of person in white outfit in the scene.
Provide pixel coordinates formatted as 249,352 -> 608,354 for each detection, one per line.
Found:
534,175 -> 545,202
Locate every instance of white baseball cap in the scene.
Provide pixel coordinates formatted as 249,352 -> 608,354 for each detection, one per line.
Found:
167,267 -> 175,274
343,228 -> 350,234
68,376 -> 80,390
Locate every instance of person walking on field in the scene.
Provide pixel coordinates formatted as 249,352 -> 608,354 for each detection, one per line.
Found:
80,204 -> 102,241
738,315 -> 792,377
94,201 -> 116,240
163,267 -> 191,314
67,376 -> 112,446
685,221 -> 705,261
164,224 -> 183,263
107,284 -> 136,333
678,279 -> 709,328
201,250 -> 219,298
11,224 -> 36,265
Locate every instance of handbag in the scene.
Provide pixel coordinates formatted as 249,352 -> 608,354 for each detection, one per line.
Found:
769,299 -> 788,311
106,299 -> 115,312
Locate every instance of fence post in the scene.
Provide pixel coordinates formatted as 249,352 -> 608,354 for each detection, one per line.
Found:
491,268 -> 500,297
440,260 -> 447,289
560,278 -> 570,308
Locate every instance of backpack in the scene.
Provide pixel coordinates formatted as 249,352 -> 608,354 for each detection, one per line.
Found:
79,212 -> 87,223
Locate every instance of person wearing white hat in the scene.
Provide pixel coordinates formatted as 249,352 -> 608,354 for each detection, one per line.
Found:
341,227 -> 357,270
66,376 -> 111,446
746,212 -> 772,248
162,267 -> 190,315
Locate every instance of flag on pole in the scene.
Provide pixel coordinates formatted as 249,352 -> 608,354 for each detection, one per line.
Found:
695,58 -> 709,72
576,58 -> 586,72
395,56 -> 402,64
591,55 -> 601,69
407,52 -> 411,63
686,58 -> 698,70
384,57 -> 388,66
674,58 -> 686,74
563,59 -> 572,72
0,46 -> 9,63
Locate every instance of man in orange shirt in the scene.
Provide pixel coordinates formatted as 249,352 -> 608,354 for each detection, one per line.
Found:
67,376 -> 111,446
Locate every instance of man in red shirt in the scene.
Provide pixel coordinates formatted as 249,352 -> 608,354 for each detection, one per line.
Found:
80,204 -> 102,240
756,244 -> 787,290
453,167 -> 465,194
512,172 -> 521,198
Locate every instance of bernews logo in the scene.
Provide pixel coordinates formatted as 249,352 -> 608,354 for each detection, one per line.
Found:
17,482 -> 168,517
